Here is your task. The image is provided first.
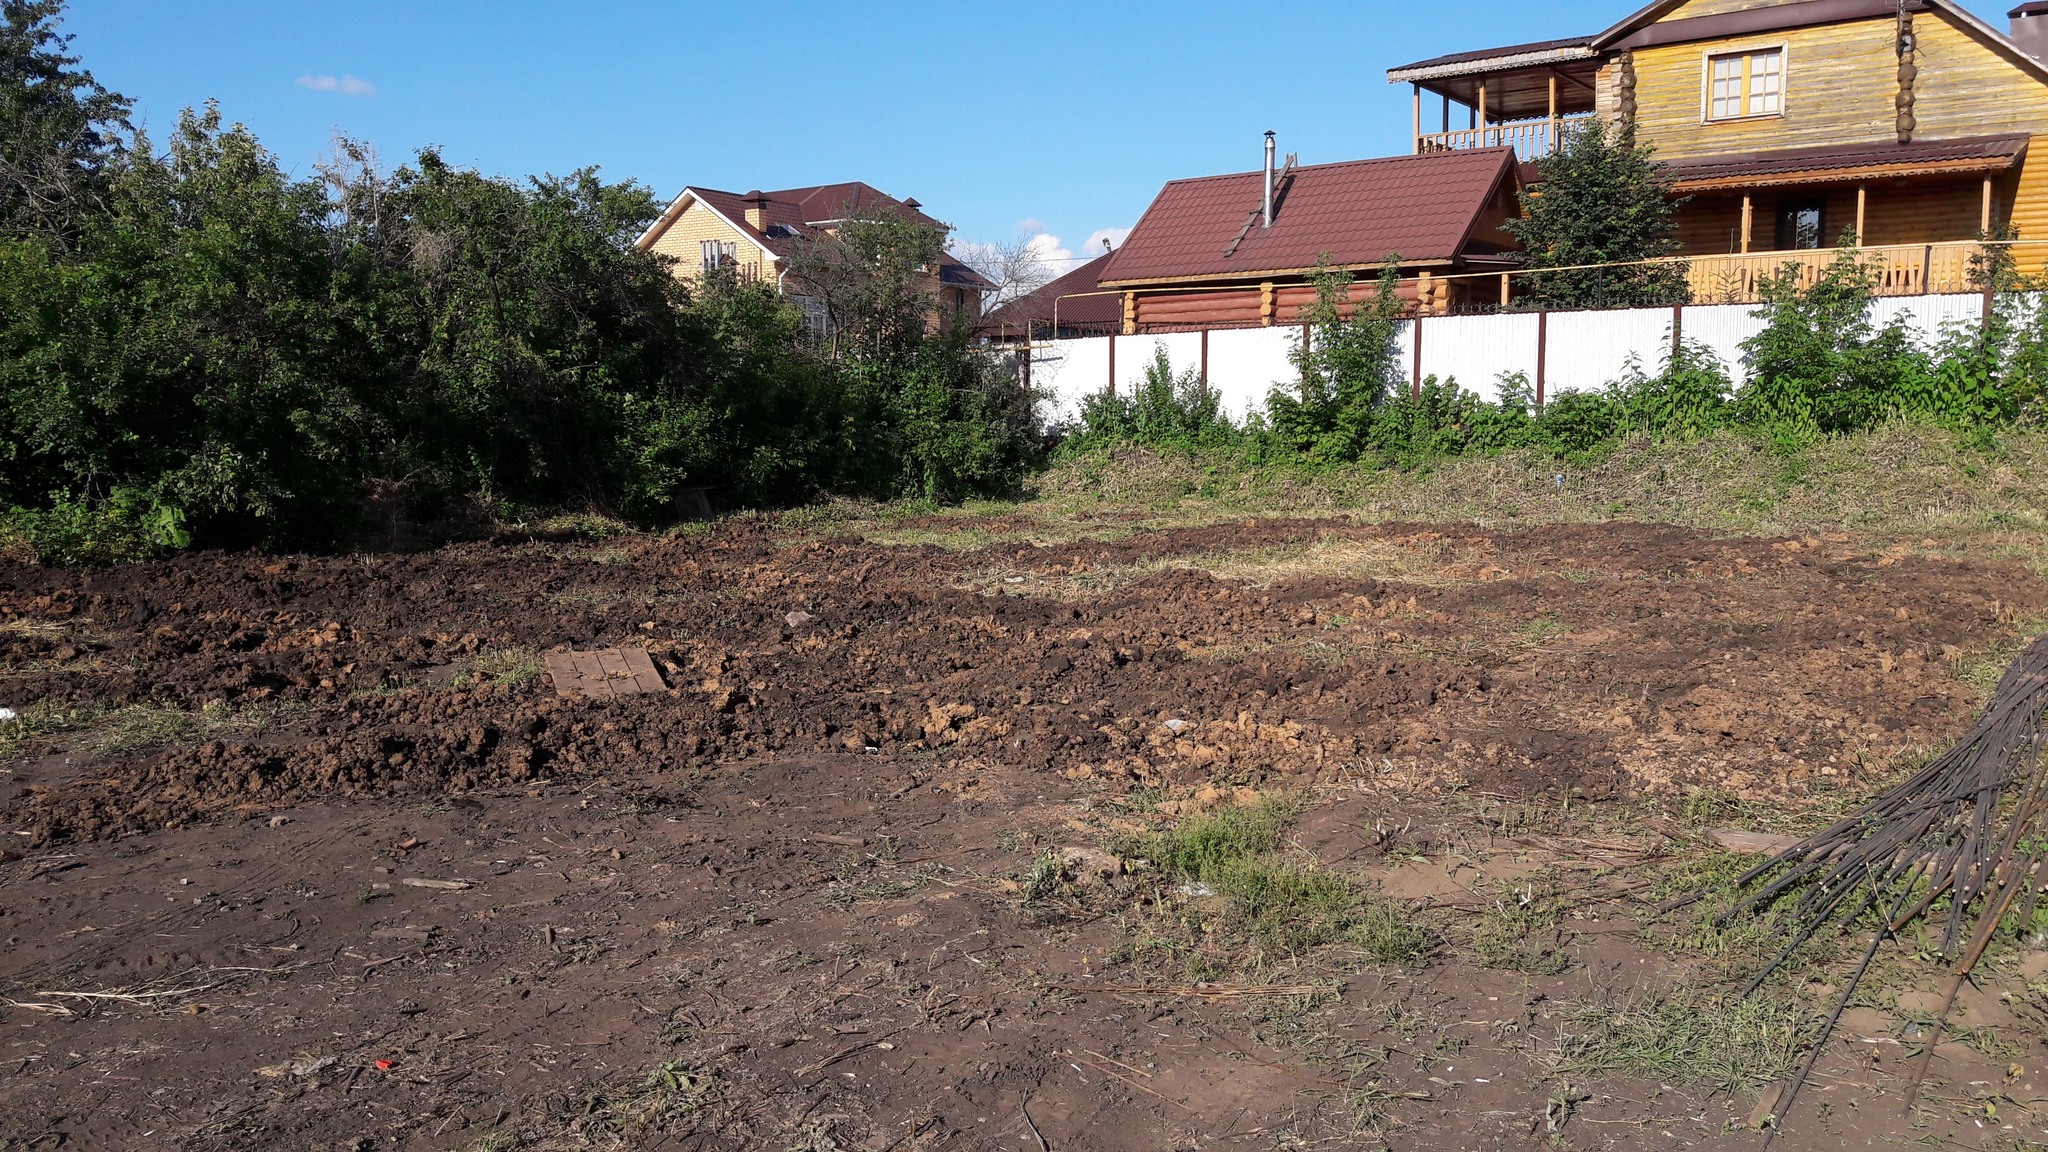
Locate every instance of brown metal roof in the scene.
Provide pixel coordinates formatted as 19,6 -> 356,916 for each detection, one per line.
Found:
1099,148 -> 1520,286
1662,134 -> 2031,190
978,253 -> 1121,337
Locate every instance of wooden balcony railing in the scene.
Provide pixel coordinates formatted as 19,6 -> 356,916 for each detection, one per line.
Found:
1671,241 -> 1981,305
1417,113 -> 1593,162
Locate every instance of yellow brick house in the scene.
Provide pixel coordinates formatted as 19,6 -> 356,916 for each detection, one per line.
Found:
633,181 -> 992,327
1388,0 -> 2048,300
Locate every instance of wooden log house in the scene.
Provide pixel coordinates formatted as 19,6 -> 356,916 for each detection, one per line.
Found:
1387,0 -> 2048,302
1093,140 -> 1527,333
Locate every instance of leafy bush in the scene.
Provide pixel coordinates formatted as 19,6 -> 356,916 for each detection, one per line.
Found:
1067,344 -> 1234,452
0,488 -> 186,565
1739,242 -> 1931,438
1616,338 -> 1732,440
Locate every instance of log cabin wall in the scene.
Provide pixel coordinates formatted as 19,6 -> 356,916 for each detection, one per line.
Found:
1129,278 -> 1435,332
1629,22 -> 1901,156
1586,4 -> 2048,248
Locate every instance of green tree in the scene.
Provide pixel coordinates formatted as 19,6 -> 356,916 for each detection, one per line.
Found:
1,0 -> 130,249
1504,118 -> 1689,309
0,104 -> 360,548
782,203 -> 950,363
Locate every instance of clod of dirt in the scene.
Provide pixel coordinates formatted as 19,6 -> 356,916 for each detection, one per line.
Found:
1060,846 -> 1123,880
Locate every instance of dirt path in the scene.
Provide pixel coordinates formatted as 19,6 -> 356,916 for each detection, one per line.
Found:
2,518 -> 2045,1149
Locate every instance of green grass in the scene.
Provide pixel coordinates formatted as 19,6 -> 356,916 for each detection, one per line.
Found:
1552,983 -> 1820,1096
0,699 -> 106,760
792,424 -> 2048,563
1115,796 -> 1436,969
1469,882 -> 1569,974
456,647 -> 547,690
1117,795 -> 1297,877
1020,422 -> 2048,544
0,699 -> 304,762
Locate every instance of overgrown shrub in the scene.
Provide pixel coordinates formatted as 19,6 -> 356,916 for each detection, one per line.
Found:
1616,338 -> 1732,440
1068,344 -> 1234,452
1739,241 -> 1932,439
0,1 -> 1041,560
1269,263 -> 1408,460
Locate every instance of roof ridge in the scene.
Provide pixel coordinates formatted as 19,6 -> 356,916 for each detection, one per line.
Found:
1159,147 -> 1516,188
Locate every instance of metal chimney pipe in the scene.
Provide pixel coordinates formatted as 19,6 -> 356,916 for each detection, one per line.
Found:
1263,131 -> 1277,228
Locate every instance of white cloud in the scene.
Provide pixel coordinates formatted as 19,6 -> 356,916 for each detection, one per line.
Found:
1016,217 -> 1048,235
298,74 -> 376,97
1023,231 -> 1073,270
1084,226 -> 1132,257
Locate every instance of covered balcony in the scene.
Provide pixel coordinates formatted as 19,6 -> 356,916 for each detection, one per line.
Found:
1662,135 -> 2030,302
1387,35 -> 1602,162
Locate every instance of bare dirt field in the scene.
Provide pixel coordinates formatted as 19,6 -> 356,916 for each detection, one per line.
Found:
4,512 -> 2048,1151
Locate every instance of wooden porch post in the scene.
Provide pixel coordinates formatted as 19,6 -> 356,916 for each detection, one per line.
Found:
1442,92 -> 1451,134
1477,82 -> 1488,143
1983,176 -> 1995,233
1412,84 -> 1423,154
1855,184 -> 1867,244
1548,74 -> 1560,153
1500,273 -> 1511,308
1740,194 -> 1754,254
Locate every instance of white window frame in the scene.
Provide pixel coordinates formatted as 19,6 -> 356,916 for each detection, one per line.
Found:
1701,43 -> 1788,123
699,239 -> 737,274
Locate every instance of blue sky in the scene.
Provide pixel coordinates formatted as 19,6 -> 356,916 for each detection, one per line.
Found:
59,0 -> 2020,271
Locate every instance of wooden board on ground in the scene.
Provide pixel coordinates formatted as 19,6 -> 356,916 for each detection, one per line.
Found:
545,648 -> 667,699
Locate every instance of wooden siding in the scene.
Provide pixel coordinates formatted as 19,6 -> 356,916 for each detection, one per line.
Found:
1618,8 -> 2048,159
1130,279 -> 1436,331
1629,19 -> 1898,155
2014,142 -> 2048,244
647,200 -> 773,283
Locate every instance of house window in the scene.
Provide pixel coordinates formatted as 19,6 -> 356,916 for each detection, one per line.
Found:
1707,48 -> 1783,120
1775,198 -> 1826,250
699,240 -> 737,273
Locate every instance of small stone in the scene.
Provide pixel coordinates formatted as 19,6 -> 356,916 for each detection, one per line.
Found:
268,815 -> 290,829
1163,718 -> 1190,734
784,611 -> 815,628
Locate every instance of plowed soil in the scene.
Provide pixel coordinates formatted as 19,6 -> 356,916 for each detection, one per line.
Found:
2,517 -> 2045,1150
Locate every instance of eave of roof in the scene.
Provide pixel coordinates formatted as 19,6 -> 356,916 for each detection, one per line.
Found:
1661,133 -> 2030,190
1387,36 -> 1597,83
978,253 -> 1121,333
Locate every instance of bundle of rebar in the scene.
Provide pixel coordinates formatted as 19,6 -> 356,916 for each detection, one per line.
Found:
1692,634 -> 2048,1139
